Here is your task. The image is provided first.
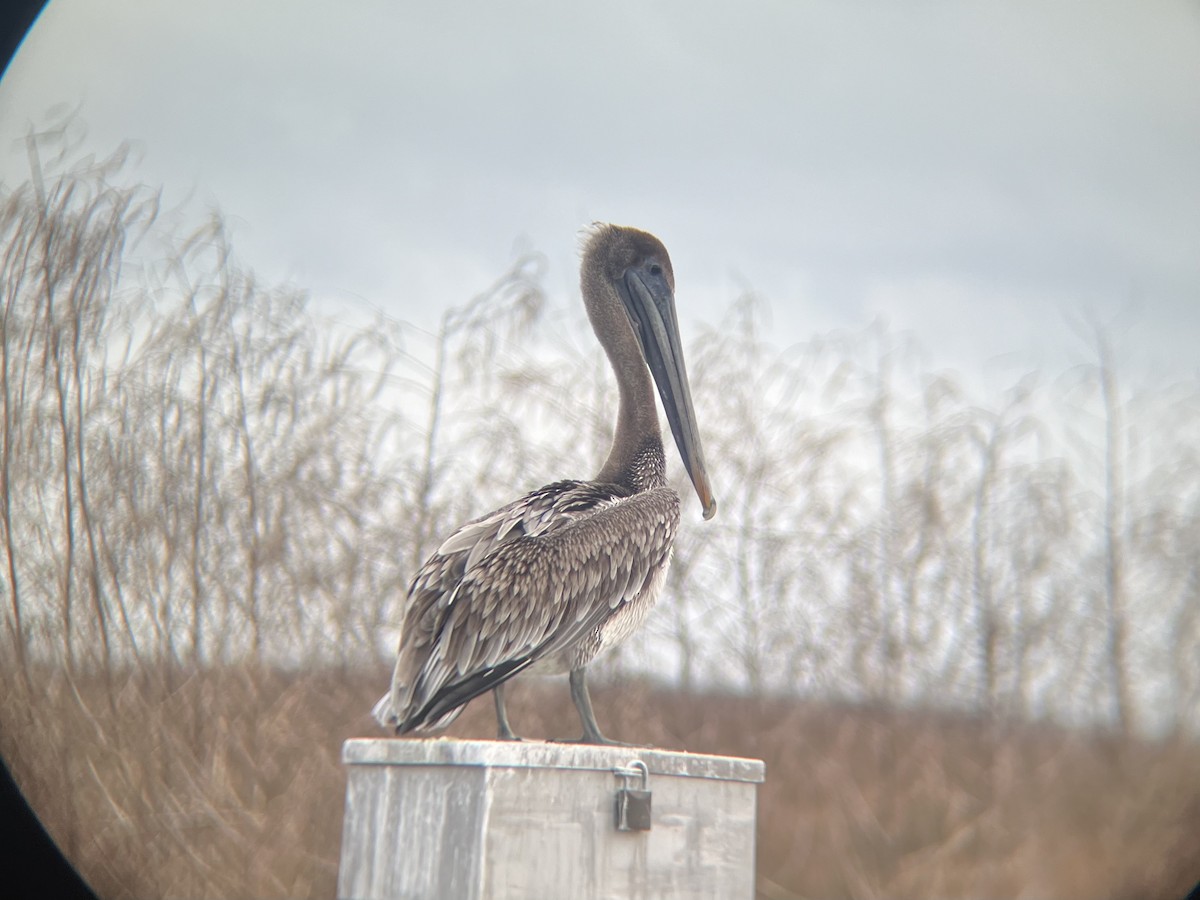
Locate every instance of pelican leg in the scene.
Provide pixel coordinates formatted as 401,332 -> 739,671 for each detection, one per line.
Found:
565,667 -> 631,746
493,683 -> 522,741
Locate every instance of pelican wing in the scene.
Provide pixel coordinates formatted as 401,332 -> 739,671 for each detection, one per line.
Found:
379,481 -> 680,732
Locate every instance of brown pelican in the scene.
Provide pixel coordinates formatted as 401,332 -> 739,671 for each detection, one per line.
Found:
373,223 -> 716,744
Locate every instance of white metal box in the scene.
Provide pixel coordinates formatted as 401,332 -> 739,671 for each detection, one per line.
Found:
337,738 -> 764,900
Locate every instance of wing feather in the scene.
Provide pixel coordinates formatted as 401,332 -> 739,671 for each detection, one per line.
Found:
375,481 -> 679,733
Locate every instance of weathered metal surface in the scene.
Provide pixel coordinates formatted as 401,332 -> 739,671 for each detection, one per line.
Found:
337,739 -> 765,900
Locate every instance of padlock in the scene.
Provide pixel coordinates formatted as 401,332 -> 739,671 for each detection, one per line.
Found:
614,760 -> 652,832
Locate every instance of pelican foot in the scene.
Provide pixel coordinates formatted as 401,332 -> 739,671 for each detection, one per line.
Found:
493,685 -> 525,741
562,669 -> 650,748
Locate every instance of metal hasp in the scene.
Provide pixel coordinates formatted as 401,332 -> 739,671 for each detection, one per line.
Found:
337,738 -> 765,900
614,759 -> 652,832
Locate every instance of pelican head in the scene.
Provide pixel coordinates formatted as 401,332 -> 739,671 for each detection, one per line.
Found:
582,224 -> 717,520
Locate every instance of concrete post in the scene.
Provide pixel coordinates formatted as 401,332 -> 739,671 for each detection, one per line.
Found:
337,738 -> 765,900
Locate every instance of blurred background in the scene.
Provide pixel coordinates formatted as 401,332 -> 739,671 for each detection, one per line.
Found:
1,2 -> 1198,898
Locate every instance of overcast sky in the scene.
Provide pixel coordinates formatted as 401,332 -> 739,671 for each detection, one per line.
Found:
2,0 -> 1199,385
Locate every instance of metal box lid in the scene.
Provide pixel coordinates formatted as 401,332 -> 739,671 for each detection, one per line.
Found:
342,738 -> 765,784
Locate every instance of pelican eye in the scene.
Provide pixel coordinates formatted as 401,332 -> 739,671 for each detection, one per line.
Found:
647,263 -> 663,277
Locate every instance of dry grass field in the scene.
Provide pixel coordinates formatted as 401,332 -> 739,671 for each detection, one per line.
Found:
2,663 -> 1197,900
